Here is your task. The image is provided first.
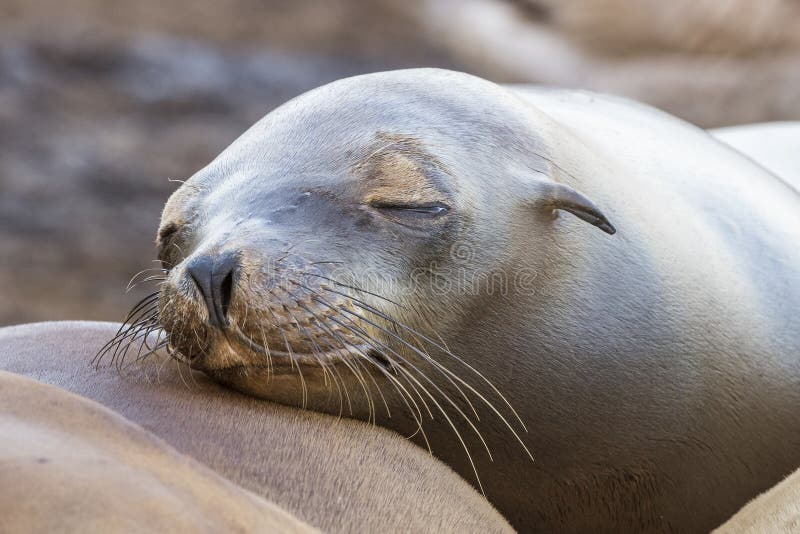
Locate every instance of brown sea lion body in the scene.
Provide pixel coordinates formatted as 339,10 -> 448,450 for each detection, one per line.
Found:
0,321 -> 512,533
0,368 -> 315,534
416,0 -> 800,127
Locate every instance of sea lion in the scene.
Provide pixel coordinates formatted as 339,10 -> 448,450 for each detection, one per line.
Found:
713,466 -> 800,533
414,0 -> 800,127
711,121 -> 800,190
0,321 -> 512,534
103,69 -> 800,532
0,369 -> 314,534
710,111 -> 800,532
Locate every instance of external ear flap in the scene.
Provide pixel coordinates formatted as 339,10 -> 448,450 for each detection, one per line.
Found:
540,181 -> 616,235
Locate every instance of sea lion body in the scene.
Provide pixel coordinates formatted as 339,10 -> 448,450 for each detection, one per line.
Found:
103,70 -> 800,531
0,367 -> 315,534
714,465 -> 800,533
711,121 -> 800,190
484,87 -> 800,530
0,321 -> 512,533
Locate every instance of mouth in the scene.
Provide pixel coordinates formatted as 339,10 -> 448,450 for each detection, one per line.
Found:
185,324 -> 391,374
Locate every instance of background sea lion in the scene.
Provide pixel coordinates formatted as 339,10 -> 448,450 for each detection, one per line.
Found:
6,0 -> 800,329
0,369 -> 314,534
711,122 -> 800,190
126,68 -> 800,532
0,321 -> 512,534
416,0 -> 800,127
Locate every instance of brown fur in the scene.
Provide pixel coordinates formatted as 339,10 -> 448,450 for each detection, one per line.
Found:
0,370 -> 314,533
0,321 -> 512,533
417,0 -> 800,126
356,132 -> 452,206
531,0 -> 800,56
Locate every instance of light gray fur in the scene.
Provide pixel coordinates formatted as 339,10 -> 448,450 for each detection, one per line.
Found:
156,69 -> 800,531
711,121 -> 800,192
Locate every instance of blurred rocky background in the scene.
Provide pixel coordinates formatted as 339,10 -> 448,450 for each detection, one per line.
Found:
2,0 -> 799,325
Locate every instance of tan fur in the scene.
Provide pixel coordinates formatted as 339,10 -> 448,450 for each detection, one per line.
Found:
714,467 -> 800,533
417,0 -> 800,126
0,321 -> 512,533
532,0 -> 800,56
356,132 -> 451,206
0,370 -> 314,533
362,151 -> 443,205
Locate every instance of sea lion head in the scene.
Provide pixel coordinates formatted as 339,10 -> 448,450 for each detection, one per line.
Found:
121,69 -> 614,417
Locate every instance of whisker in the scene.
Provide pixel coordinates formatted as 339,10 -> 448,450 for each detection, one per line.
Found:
296,295 -> 434,421
285,292 -> 391,422
314,300 -> 489,493
336,302 -> 534,462
393,363 -> 485,495
294,283 -> 493,465
255,316 -> 275,382
299,303 -> 431,450
322,310 -> 493,464
111,315 -> 160,370
126,268 -> 167,292
129,322 -> 164,364
280,286 -> 386,422
294,281 -> 475,419
319,284 -> 530,436
94,308 -> 159,369
175,355 -> 192,390
278,299 -> 356,419
122,291 -> 161,322
258,302 -> 309,409
302,272 -> 404,309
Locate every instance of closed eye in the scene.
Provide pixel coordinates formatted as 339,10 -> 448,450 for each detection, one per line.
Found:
370,201 -> 449,217
156,222 -> 181,267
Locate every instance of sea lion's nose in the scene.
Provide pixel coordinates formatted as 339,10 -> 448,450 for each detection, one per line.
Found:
186,253 -> 238,329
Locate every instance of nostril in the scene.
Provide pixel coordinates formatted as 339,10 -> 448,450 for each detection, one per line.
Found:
219,269 -> 233,319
